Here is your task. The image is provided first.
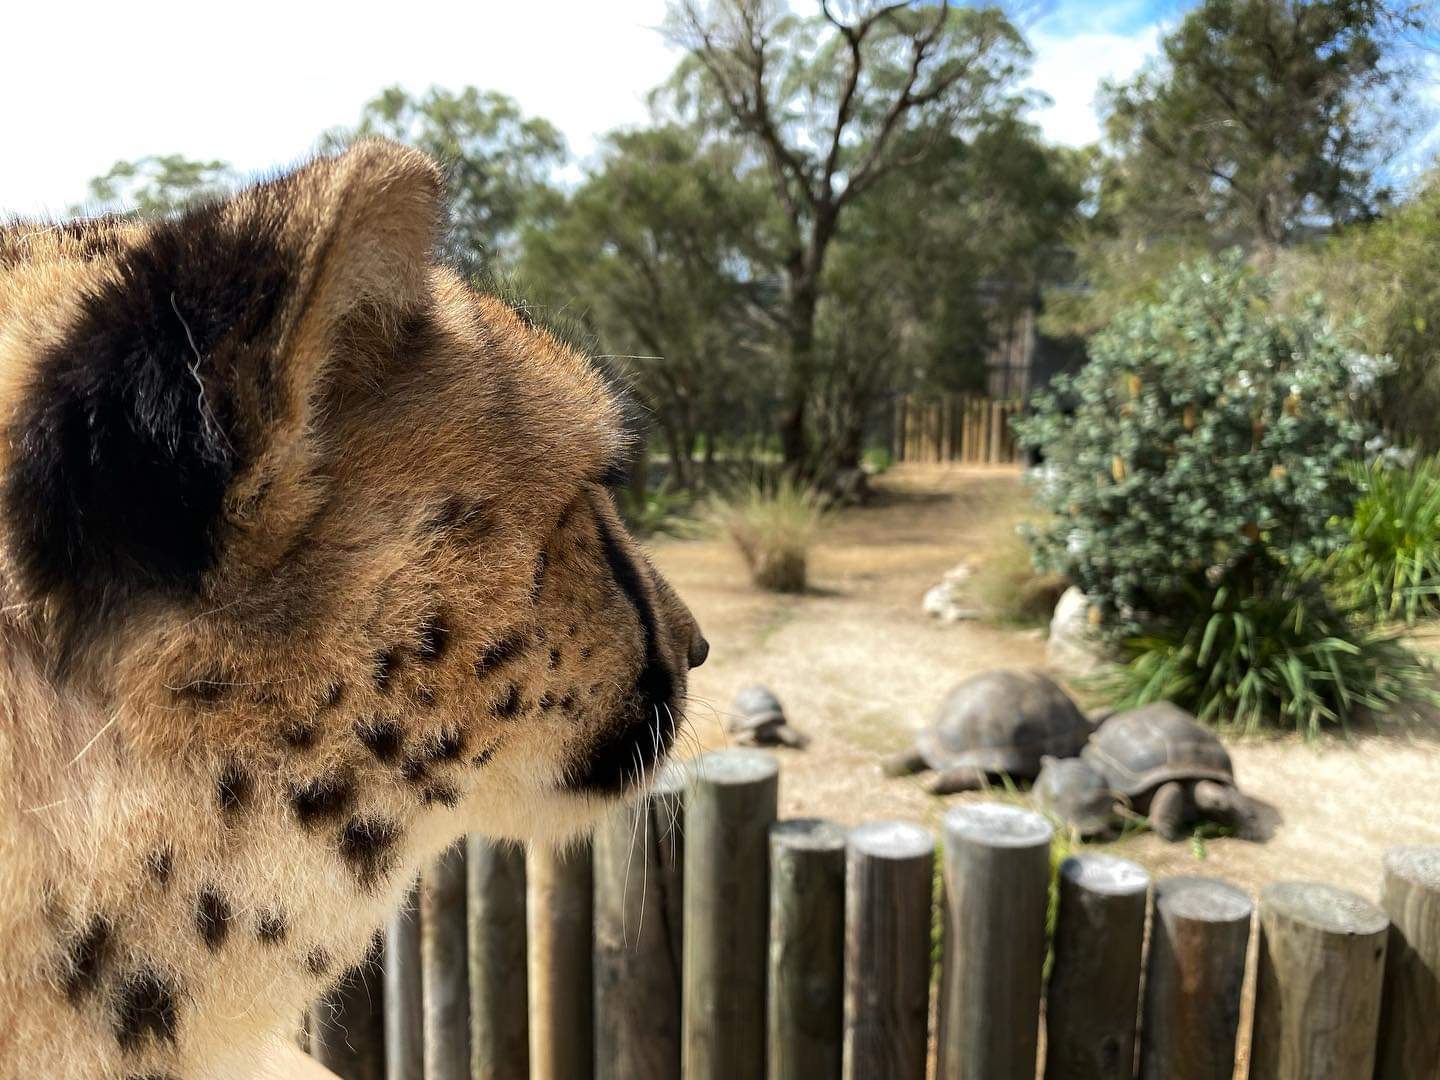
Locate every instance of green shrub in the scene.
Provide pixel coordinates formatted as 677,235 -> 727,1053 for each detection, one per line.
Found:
1329,456 -> 1440,625
710,477 -> 826,593
1016,254 -> 1431,730
1100,574 -> 1436,737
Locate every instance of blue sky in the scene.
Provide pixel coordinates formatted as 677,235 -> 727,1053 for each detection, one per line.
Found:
1,0 -> 1430,217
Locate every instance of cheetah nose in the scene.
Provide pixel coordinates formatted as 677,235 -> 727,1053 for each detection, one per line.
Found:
687,635 -> 710,669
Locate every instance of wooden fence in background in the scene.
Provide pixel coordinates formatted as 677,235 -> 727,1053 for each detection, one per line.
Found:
308,751 -> 1440,1080
893,395 -> 1026,466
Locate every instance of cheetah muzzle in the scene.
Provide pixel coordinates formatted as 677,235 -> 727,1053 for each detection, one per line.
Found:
0,141 -> 705,1079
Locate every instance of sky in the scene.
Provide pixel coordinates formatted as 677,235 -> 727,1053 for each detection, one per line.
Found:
0,0 -> 1393,217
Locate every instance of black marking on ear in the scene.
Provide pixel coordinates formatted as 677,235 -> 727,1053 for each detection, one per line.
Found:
305,947 -> 332,977
471,745 -> 496,768
398,756 -> 429,785
281,721 -> 316,751
146,847 -> 173,888
112,968 -> 179,1052
538,693 -> 557,711
356,719 -> 403,763
475,635 -> 527,678
373,648 -> 400,692
196,887 -> 231,951
5,205 -> 292,622
216,762 -> 252,816
61,915 -> 113,1003
494,684 -> 522,719
338,817 -> 400,889
548,647 -> 561,670
290,775 -> 354,828
597,455 -> 631,489
416,615 -> 449,662
256,911 -> 287,945
560,691 -> 577,714
319,683 -> 345,710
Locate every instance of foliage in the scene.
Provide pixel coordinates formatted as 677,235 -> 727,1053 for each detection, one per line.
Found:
72,154 -> 235,217
663,0 -> 1036,470
1286,173 -> 1440,448
709,475 -> 826,592
323,86 -> 565,275
1101,0 -> 1424,250
1330,455 -> 1440,624
1101,573 -> 1435,736
968,492 -> 1067,627
1016,255 -> 1425,730
618,484 -> 698,539
1051,0 -> 1433,336
520,125 -> 773,485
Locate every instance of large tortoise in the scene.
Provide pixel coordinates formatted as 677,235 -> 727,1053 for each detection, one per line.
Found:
729,685 -> 810,748
881,670 -> 1092,795
1035,701 -> 1260,840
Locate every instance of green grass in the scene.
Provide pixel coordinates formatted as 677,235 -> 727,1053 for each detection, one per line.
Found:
707,476 -> 827,593
1330,455 -> 1440,625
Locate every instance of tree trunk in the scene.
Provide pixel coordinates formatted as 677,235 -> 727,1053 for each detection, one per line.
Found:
780,277 -> 821,472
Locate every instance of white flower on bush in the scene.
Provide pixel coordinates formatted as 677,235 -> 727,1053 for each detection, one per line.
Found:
1346,351 -> 1393,391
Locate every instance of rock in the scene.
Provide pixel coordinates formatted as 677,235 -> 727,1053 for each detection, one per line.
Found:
923,582 -> 980,623
923,563 -> 980,623
1047,586 -> 1109,676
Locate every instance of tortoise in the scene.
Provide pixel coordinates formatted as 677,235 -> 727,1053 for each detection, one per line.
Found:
729,685 -> 810,748
1034,701 -> 1260,841
881,670 -> 1092,795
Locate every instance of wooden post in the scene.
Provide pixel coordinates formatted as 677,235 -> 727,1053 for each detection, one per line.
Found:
1139,876 -> 1252,1080
681,750 -> 780,1080
1045,854 -> 1150,1080
1250,881 -> 1389,1080
1375,846 -> 1440,1078
528,841 -> 594,1080
468,837 -> 528,1080
421,841 -> 469,1080
936,803 -> 1052,1080
310,941 -> 385,1080
593,763 -> 689,1080
768,818 -> 846,1080
844,821 -> 934,1080
989,401 -> 1002,464
384,880 -> 423,1080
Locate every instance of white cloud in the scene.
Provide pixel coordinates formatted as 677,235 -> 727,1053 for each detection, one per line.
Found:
1024,25 -> 1163,146
2,0 -> 676,217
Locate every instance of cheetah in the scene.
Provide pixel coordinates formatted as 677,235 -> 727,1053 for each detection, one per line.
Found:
0,141 -> 706,1079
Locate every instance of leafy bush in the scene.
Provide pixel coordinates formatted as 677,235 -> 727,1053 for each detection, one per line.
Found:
1101,575 -> 1436,736
1016,255 -> 1431,730
710,477 -> 826,593
1329,456 -> 1440,625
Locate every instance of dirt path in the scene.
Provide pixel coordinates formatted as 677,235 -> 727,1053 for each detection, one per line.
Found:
649,465 -> 1440,901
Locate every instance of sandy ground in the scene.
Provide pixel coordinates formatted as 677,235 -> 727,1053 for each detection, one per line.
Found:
649,465 -> 1440,902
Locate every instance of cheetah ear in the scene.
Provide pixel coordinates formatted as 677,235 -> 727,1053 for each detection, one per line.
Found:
2,140 -> 442,616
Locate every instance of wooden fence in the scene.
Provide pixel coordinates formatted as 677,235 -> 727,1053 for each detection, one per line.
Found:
893,395 -> 1026,466
308,751 -> 1440,1080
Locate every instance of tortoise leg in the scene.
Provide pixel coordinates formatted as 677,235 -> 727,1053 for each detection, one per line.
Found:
771,724 -> 811,750
1147,781 -> 1192,842
1194,780 -> 1259,840
925,767 -> 988,796
881,748 -> 927,777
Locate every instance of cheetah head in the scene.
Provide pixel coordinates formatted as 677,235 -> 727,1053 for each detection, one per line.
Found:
0,141 -> 706,852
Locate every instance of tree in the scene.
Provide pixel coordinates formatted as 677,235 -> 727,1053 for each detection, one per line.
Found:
816,116 -> 1082,467
663,0 -> 1031,470
521,125 -> 774,486
73,154 -> 235,217
323,86 -> 566,275
1100,0 -> 1428,251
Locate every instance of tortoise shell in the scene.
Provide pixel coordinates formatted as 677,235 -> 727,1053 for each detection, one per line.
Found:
916,670 -> 1091,778
1081,701 -> 1234,797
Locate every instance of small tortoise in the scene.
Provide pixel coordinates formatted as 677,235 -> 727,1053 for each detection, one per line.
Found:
729,685 -> 810,748
1035,701 -> 1260,841
881,670 -> 1092,795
